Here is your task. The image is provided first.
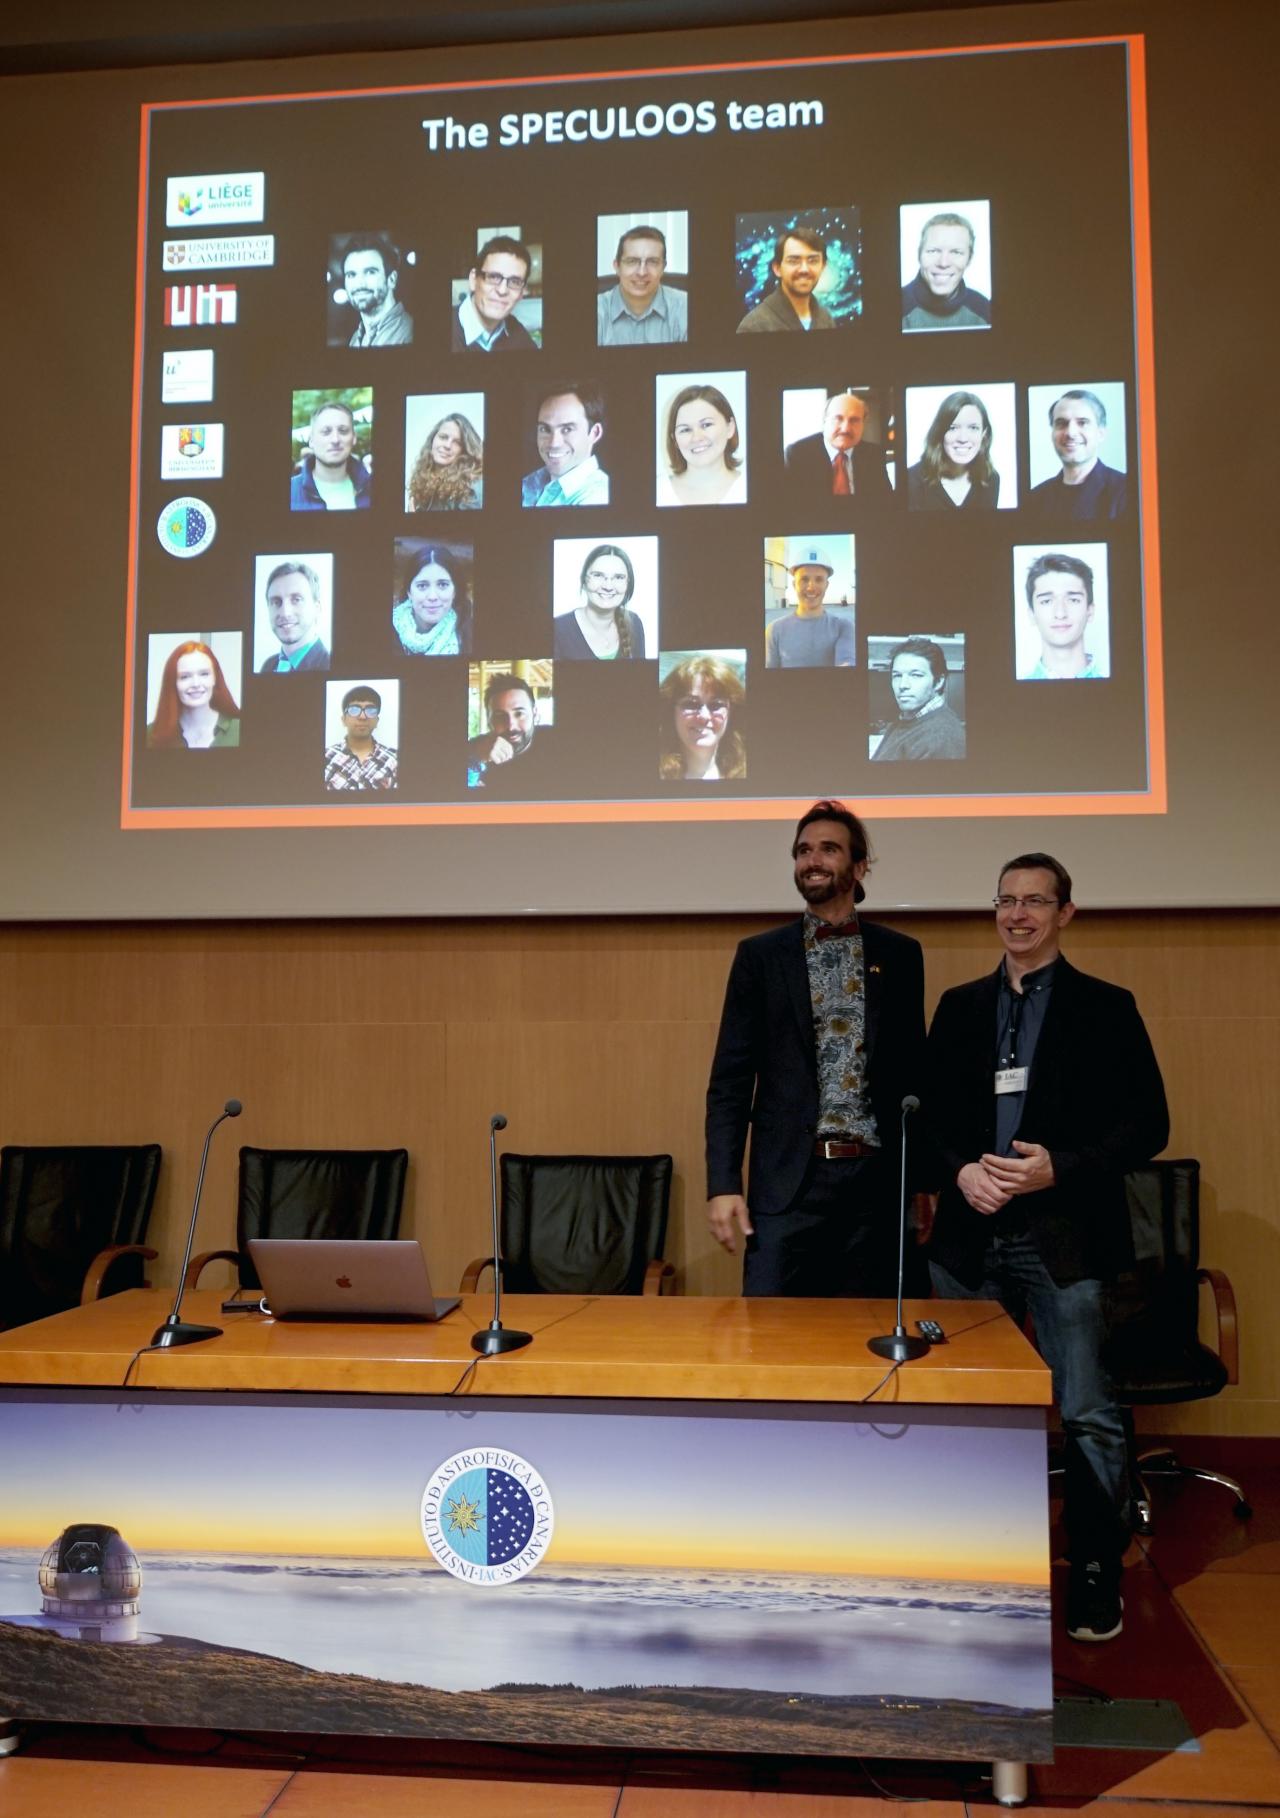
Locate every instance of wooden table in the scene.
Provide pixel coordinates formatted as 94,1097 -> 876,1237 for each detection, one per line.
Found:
0,1291 -> 1052,1804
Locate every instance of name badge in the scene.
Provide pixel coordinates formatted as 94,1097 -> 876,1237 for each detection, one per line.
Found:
995,1067 -> 1028,1095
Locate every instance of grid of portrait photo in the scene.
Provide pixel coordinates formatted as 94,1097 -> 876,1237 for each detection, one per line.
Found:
133,41 -> 1148,815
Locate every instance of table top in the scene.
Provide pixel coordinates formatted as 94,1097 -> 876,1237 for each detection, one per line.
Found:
0,1288 -> 1050,1404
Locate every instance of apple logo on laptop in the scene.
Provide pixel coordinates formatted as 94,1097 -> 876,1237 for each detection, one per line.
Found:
336,1275 -> 352,1288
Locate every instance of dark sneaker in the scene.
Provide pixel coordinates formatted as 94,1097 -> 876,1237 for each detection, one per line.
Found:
1067,1561 -> 1123,1641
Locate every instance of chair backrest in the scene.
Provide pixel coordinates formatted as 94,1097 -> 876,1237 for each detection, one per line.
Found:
1107,1158 -> 1222,1403
0,1144 -> 161,1330
236,1147 -> 408,1289
498,1153 -> 673,1296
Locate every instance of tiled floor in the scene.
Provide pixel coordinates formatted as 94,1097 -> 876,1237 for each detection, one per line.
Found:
4,1440 -> 1278,1814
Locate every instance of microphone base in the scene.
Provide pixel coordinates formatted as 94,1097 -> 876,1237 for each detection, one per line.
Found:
151,1319 -> 223,1349
867,1330 -> 930,1363
471,1324 -> 532,1356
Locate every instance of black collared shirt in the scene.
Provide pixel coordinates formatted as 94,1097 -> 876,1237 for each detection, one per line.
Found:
994,959 -> 1057,1156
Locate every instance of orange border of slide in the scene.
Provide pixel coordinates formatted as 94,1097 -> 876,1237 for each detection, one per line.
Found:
122,32 -> 1163,831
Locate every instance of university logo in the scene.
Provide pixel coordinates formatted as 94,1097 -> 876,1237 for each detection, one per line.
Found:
156,497 -> 217,558
421,1449 -> 554,1586
165,171 -> 265,229
161,349 -> 214,405
162,234 -> 275,271
164,285 -> 237,327
160,424 -> 224,480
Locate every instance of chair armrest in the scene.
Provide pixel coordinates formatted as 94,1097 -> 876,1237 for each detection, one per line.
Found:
460,1257 -> 494,1293
1198,1267 -> 1239,1384
81,1245 -> 159,1303
184,1249 -> 242,1291
643,1259 -> 677,1297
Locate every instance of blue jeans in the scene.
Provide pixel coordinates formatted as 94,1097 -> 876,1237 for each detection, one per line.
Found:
931,1229 -> 1129,1572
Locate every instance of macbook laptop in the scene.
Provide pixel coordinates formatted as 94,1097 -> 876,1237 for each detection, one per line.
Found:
247,1238 -> 460,1322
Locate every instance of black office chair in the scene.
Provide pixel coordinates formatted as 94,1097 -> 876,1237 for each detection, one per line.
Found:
0,1144 -> 161,1330
1105,1158 -> 1250,1531
185,1146 -> 408,1290
461,1152 -> 675,1296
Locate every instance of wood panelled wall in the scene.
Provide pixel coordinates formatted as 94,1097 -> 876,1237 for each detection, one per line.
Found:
1,908 -> 1275,1434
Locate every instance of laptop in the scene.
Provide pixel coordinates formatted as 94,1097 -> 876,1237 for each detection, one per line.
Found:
247,1238 -> 460,1322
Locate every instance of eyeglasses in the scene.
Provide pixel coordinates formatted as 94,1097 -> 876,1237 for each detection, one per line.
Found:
345,704 -> 380,719
677,698 -> 729,719
993,895 -> 1057,910
619,256 -> 663,272
478,270 -> 526,294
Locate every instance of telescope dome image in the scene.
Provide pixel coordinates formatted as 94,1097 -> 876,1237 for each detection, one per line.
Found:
34,1523 -> 142,1641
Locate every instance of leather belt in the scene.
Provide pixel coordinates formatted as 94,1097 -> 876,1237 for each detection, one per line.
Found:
814,1138 -> 875,1159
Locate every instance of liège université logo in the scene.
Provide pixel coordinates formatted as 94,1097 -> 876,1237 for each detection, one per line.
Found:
421,1449 -> 554,1585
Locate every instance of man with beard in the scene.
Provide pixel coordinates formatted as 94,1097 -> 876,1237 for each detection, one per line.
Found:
737,227 -> 837,333
466,673 -> 556,793
339,234 -> 414,347
705,800 -> 926,1295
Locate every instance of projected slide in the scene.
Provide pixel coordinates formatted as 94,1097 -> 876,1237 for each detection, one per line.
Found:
127,36 -> 1159,827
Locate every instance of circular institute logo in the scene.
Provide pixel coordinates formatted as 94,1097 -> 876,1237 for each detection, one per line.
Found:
421,1448 -> 554,1585
157,496 -> 216,557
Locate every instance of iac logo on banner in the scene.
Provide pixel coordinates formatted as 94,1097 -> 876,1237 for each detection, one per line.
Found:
161,349 -> 214,404
163,234 -> 274,271
161,424 -> 225,480
164,285 -> 237,326
421,1449 -> 554,1585
165,172 -> 265,228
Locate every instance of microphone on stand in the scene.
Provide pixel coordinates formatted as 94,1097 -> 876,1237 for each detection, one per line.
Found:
471,1113 -> 532,1356
151,1099 -> 243,1350
867,1095 -> 930,1364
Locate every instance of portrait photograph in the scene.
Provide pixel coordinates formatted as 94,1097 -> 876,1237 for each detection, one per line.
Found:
655,370 -> 748,508
252,551 -> 334,675
899,200 -> 991,332
322,679 -> 400,793
1013,542 -> 1111,680
145,631 -> 243,750
657,648 -> 748,782
392,538 -> 473,658
551,534 -> 658,661
763,534 -> 856,669
596,211 -> 689,347
868,632 -> 966,760
289,388 -> 373,512
405,392 -> 485,512
326,230 -> 416,347
903,382 -> 1018,511
734,207 -> 862,330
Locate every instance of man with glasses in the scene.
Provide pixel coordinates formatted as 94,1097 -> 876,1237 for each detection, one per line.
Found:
452,234 -> 538,353
738,227 -> 837,333
925,854 -> 1168,1643
705,799 -> 926,1297
521,384 -> 609,507
324,685 -> 398,790
597,225 -> 688,346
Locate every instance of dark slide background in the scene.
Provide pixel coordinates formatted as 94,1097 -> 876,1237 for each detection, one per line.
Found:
131,41 -> 1141,815
2,0 -> 1276,914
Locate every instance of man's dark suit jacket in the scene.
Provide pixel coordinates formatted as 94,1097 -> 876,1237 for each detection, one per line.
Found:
706,918 -> 925,1218
783,434 -> 893,503
926,956 -> 1168,1288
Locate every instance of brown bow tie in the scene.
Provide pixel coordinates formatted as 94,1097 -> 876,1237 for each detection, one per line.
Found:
814,920 -> 859,941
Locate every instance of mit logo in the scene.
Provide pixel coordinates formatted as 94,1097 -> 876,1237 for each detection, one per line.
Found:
164,284 -> 238,326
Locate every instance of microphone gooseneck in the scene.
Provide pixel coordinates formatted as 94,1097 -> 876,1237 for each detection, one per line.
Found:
471,1113 -> 532,1356
151,1098 -> 243,1350
866,1096 -> 930,1363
